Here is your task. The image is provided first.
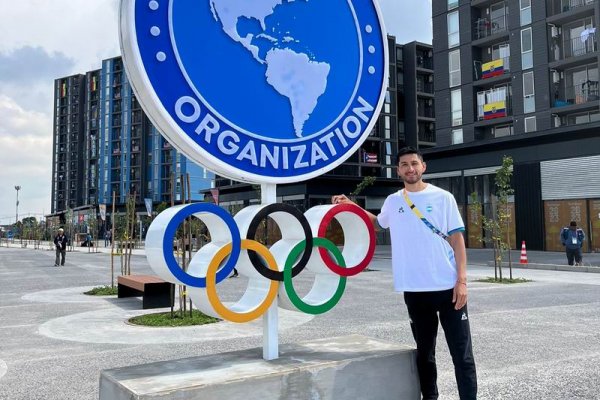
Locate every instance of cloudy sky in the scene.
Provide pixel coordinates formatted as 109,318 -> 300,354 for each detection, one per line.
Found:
0,0 -> 432,224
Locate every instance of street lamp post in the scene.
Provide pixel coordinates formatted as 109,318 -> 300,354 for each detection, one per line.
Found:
15,186 -> 21,224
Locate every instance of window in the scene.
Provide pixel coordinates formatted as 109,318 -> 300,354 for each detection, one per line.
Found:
448,0 -> 459,10
494,125 -> 513,137
520,0 -> 531,26
451,89 -> 462,126
449,50 -> 461,87
521,28 -> 533,69
448,11 -> 460,48
524,116 -> 536,132
523,71 -> 535,113
451,129 -> 463,144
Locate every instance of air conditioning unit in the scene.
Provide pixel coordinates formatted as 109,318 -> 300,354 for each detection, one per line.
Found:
552,70 -> 561,84
553,114 -> 561,127
428,122 -> 435,130
427,99 -> 433,106
428,75 -> 434,83
551,26 -> 560,38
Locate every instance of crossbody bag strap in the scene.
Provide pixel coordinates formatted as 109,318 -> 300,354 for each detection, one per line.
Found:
402,189 -> 449,240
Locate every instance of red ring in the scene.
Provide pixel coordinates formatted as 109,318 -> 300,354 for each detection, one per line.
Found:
317,203 -> 376,276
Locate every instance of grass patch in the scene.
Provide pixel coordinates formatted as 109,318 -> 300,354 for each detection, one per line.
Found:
475,277 -> 532,284
84,286 -> 118,296
128,310 -> 220,327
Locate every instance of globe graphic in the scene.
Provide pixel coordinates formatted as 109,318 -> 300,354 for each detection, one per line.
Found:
171,0 -> 362,140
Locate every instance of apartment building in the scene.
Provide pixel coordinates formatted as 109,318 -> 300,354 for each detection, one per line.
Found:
427,0 -> 600,251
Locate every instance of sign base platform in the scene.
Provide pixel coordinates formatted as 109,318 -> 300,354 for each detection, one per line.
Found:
99,334 -> 419,400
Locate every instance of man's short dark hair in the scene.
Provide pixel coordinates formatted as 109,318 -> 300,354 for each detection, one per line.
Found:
570,221 -> 577,227
396,146 -> 424,165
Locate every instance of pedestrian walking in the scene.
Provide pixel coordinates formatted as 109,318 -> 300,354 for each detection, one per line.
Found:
53,228 -> 68,267
332,146 -> 477,400
104,230 -> 112,247
561,221 -> 585,266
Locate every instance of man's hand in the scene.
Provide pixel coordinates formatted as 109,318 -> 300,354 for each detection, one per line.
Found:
331,194 -> 355,205
453,281 -> 467,310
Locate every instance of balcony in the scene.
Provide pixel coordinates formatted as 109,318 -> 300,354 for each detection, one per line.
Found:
416,81 -> 434,95
474,56 -> 510,83
547,0 -> 596,19
552,82 -> 599,108
476,88 -> 512,121
550,34 -> 598,65
417,129 -> 436,144
473,15 -> 508,42
416,54 -> 433,70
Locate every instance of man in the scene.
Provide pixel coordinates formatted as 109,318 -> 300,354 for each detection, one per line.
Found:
332,147 -> 477,400
561,221 -> 585,266
54,228 -> 68,267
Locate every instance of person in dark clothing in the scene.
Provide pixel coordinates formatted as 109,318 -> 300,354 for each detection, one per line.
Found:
561,221 -> 585,266
54,228 -> 68,267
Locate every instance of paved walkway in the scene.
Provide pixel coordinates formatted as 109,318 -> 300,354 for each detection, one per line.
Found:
1,246 -> 599,399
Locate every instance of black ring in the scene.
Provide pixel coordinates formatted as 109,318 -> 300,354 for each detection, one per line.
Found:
246,203 -> 313,281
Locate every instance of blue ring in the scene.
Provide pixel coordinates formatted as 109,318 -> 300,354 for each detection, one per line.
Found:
162,203 -> 241,287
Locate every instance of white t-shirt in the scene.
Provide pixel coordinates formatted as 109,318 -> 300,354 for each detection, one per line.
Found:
377,184 -> 465,292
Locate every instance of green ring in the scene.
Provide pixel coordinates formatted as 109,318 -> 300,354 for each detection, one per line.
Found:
283,237 -> 346,314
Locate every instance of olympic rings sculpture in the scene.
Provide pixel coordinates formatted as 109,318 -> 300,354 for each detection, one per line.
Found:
145,202 -> 375,323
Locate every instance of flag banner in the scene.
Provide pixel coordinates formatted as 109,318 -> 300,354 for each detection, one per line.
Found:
99,204 -> 106,221
144,198 -> 153,217
482,59 -> 504,79
363,151 -> 378,164
483,100 -> 507,120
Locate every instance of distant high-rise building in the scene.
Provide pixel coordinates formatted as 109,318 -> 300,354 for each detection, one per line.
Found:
50,57 -> 214,217
51,74 -> 86,213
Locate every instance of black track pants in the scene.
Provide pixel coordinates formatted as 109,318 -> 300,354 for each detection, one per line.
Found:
404,289 -> 477,400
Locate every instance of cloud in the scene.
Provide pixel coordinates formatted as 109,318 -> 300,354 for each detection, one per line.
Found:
0,46 -> 75,113
0,46 -> 75,84
0,95 -> 52,222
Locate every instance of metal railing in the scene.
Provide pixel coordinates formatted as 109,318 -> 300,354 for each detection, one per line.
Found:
553,82 -> 600,107
418,130 -> 436,143
473,15 -> 508,40
548,0 -> 596,15
551,35 -> 598,61
416,82 -> 434,93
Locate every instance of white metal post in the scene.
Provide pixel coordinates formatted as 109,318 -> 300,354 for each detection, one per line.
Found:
261,183 -> 278,360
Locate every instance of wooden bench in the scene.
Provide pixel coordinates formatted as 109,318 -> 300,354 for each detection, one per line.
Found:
117,275 -> 174,309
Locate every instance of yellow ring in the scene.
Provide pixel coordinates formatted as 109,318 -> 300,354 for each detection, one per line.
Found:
206,239 -> 279,323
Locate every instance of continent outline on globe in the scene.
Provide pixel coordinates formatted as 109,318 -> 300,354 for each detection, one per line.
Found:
209,0 -> 330,137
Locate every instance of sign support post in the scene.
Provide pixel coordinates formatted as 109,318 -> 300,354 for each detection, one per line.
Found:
261,183 -> 278,360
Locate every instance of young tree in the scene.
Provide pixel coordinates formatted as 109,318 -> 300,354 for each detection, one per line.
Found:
471,155 -> 514,281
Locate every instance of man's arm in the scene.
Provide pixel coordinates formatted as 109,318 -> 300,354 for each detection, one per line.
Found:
447,231 -> 467,310
331,194 -> 383,231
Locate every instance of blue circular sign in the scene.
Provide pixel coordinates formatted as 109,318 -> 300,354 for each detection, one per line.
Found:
120,0 -> 388,183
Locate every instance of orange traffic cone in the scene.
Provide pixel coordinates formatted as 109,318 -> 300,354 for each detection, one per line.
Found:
520,241 -> 528,264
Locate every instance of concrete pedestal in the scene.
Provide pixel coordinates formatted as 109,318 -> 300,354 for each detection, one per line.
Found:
99,334 -> 420,400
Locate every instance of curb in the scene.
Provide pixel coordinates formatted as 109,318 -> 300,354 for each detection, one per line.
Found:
485,261 -> 600,273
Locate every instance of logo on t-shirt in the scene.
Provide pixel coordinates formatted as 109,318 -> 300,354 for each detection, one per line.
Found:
426,204 -> 433,212
398,206 -> 405,213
